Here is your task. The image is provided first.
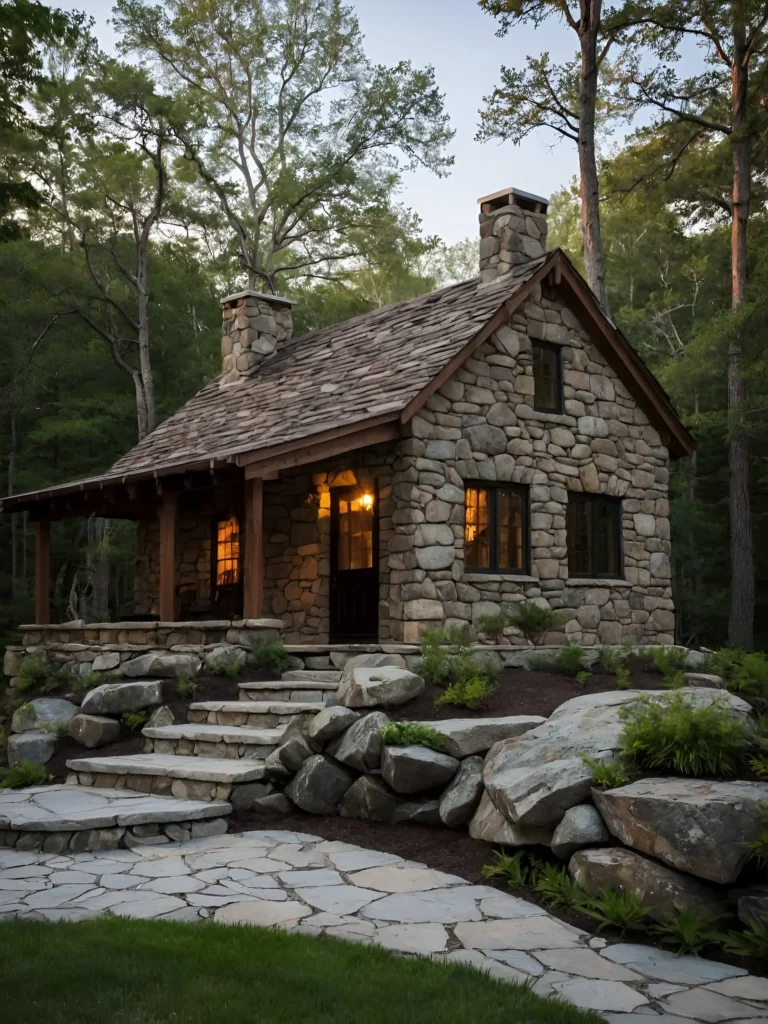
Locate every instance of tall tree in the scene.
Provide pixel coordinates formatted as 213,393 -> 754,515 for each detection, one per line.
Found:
115,0 -> 454,292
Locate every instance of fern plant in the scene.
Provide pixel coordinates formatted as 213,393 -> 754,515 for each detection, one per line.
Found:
581,887 -> 651,933
0,760 -> 51,789
436,675 -> 497,710
532,862 -> 589,909
380,722 -> 446,752
652,910 -> 726,955
651,646 -> 688,679
480,850 -> 531,890
722,922 -> 768,959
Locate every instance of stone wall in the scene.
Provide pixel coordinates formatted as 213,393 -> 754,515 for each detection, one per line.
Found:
220,290 -> 294,384
386,280 -> 674,646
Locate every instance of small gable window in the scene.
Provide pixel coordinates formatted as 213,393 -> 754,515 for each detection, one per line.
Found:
465,483 -> 529,573
567,494 -> 622,578
532,341 -> 563,413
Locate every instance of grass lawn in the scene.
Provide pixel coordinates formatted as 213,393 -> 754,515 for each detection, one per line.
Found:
0,918 -> 604,1024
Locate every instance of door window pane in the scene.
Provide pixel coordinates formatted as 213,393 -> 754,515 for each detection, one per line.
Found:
499,489 -> 524,570
533,342 -> 562,412
338,493 -> 374,570
465,486 -> 490,568
216,516 -> 240,586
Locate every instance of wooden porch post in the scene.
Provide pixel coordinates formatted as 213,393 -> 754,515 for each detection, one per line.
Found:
34,518 -> 50,625
158,491 -> 177,622
243,477 -> 264,619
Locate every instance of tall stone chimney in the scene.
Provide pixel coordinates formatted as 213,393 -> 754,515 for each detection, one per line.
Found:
478,187 -> 549,284
220,290 -> 295,384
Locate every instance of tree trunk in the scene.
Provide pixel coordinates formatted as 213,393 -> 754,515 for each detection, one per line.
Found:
132,371 -> 150,442
8,411 -> 17,601
578,0 -> 611,315
136,241 -> 157,435
727,23 -> 754,649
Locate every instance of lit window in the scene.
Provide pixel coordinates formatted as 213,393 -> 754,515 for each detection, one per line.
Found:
567,494 -> 622,578
337,493 -> 374,570
465,483 -> 528,573
216,516 -> 241,586
533,341 -> 563,413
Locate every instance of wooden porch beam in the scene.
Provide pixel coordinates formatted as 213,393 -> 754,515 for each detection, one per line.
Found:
34,519 -> 50,625
158,491 -> 177,622
243,477 -> 264,619
243,421 -> 401,480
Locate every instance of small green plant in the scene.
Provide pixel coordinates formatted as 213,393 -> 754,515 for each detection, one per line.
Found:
581,887 -> 651,933
481,850 -> 531,890
248,640 -> 292,675
532,862 -> 589,909
749,754 -> 768,779
206,651 -> 244,678
436,675 -> 497,710
479,611 -> 508,642
508,601 -> 563,646
553,643 -> 587,677
663,669 -> 686,690
746,802 -> 768,864
0,760 -> 51,789
175,674 -> 198,698
418,626 -> 498,693
651,646 -> 688,679
121,710 -> 148,732
722,922 -> 768,959
69,671 -> 102,695
14,657 -> 52,693
598,646 -> 624,674
652,909 -> 725,955
615,664 -> 631,689
380,722 -> 446,752
575,670 -> 591,687
703,647 -> 768,697
580,751 -> 630,789
618,692 -> 753,778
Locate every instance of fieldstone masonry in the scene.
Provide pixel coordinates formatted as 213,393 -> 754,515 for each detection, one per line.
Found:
220,290 -> 295,384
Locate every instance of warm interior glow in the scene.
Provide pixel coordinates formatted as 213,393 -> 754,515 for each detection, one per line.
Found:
216,516 -> 240,586
360,493 -> 374,511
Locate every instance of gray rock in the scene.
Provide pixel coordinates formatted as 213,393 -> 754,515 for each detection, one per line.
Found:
203,646 -> 246,674
11,698 -> 77,735
146,705 -> 175,729
264,748 -> 292,779
594,777 -> 768,884
67,714 -> 121,750
7,730 -> 56,767
468,791 -> 553,846
229,781 -> 274,811
121,653 -> 201,678
736,889 -> 768,930
249,792 -> 293,815
285,754 -> 353,814
569,847 -> 726,922
412,716 -> 545,758
390,799 -> 441,825
483,688 -> 752,828
327,711 -> 390,772
464,424 -> 507,455
338,665 -> 425,708
80,680 -> 163,716
551,804 -> 611,860
277,717 -> 316,771
307,706 -> 358,746
439,756 -> 484,827
380,745 -> 459,795
339,775 -> 399,822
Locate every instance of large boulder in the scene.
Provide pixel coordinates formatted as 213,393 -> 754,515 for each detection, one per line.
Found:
381,745 -> 459,795
439,756 -> 484,827
121,652 -> 201,678
307,706 -> 359,746
80,680 -> 163,716
230,781 -> 292,815
340,775 -> 400,822
569,847 -> 727,922
593,777 -> 768,884
411,716 -> 545,759
468,791 -> 553,846
277,717 -> 316,771
550,804 -> 611,860
68,714 -> 121,749
146,705 -> 174,729
203,645 -> 246,675
327,711 -> 390,772
11,697 -> 77,735
284,754 -> 353,814
7,730 -> 56,767
339,665 -> 424,709
483,688 -> 752,828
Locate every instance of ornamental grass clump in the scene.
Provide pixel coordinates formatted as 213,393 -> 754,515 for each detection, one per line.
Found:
248,640 -> 291,675
418,626 -> 499,694
0,760 -> 51,789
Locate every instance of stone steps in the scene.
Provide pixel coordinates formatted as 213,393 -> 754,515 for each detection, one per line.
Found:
238,678 -> 338,703
142,722 -> 284,760
66,752 -> 266,802
281,669 -> 341,682
188,699 -> 326,728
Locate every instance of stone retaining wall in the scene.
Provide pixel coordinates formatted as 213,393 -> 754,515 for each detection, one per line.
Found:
0,818 -> 229,854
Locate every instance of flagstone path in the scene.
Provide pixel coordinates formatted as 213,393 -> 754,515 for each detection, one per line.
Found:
1,828 -> 767,1022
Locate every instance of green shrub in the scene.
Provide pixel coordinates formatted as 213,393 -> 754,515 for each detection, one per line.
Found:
248,640 -> 292,675
663,670 -> 686,690
581,887 -> 650,933
722,922 -> 768,959
69,671 -> 102,695
618,692 -> 753,778
507,601 -> 562,646
575,670 -> 591,687
206,651 -> 244,678
733,652 -> 768,696
0,760 -> 51,789
580,752 -> 630,789
652,910 -> 726,955
750,753 -> 768,779
479,611 -> 508,641
651,646 -> 688,680
480,850 -> 531,890
380,722 -> 446,752
747,802 -> 768,864
598,646 -> 625,674
418,627 -> 498,693
552,643 -> 587,677
15,657 -> 52,693
532,862 -> 588,909
121,710 -> 148,732
175,674 -> 198,698
436,676 -> 497,710
615,665 -> 631,690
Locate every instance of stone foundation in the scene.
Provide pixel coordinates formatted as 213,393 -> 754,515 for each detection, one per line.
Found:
0,818 -> 229,853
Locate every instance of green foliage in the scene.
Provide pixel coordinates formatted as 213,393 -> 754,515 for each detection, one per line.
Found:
615,665 -> 631,690
248,641 -> 291,675
722,922 -> 768,960
175,674 -> 198,698
618,692 -> 753,778
480,611 -> 508,641
481,850 -> 531,890
749,754 -> 768,779
581,887 -> 651,934
575,670 -> 591,687
121,710 -> 148,732
205,652 -> 244,678
580,752 -> 630,789
552,643 -> 587,678
418,627 -> 498,695
436,676 -> 497,711
532,862 -> 588,910
69,671 -> 102,695
0,760 -> 51,789
651,647 -> 688,679
701,649 -> 768,697
380,721 -> 446,752
652,910 -> 726,955
15,657 -> 51,693
747,802 -> 768,864
598,646 -> 625,674
507,602 -> 562,645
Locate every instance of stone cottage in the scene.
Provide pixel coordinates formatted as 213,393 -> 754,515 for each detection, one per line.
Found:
2,187 -> 692,648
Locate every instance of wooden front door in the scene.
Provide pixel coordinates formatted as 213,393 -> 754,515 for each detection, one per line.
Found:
330,487 -> 378,641
211,514 -> 243,618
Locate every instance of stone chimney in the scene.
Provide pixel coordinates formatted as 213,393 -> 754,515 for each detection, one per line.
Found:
478,187 -> 549,284
220,290 -> 295,384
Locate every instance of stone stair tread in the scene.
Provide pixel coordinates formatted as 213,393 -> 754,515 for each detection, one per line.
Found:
190,700 -> 325,714
281,669 -> 341,681
66,753 -> 266,783
0,784 -> 230,832
143,723 -> 284,745
239,679 -> 338,691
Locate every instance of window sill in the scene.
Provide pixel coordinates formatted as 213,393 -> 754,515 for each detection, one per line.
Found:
566,577 -> 629,588
464,573 -> 538,584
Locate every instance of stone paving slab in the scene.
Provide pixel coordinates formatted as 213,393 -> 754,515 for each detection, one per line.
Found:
238,680 -> 339,692
1,828 -> 766,1022
142,724 -> 285,746
65,754 -> 266,782
189,701 -> 324,715
0,785 -> 231,831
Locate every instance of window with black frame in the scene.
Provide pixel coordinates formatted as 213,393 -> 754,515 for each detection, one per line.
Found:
464,483 -> 529,573
532,340 -> 563,413
567,493 -> 622,578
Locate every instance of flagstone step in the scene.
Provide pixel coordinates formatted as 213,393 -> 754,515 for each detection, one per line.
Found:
66,753 -> 265,802
142,723 -> 284,760
188,700 -> 326,728
238,678 -> 338,703
281,669 -> 341,682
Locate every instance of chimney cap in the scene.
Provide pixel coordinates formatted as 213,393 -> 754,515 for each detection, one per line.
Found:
220,289 -> 296,307
478,187 -> 549,214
